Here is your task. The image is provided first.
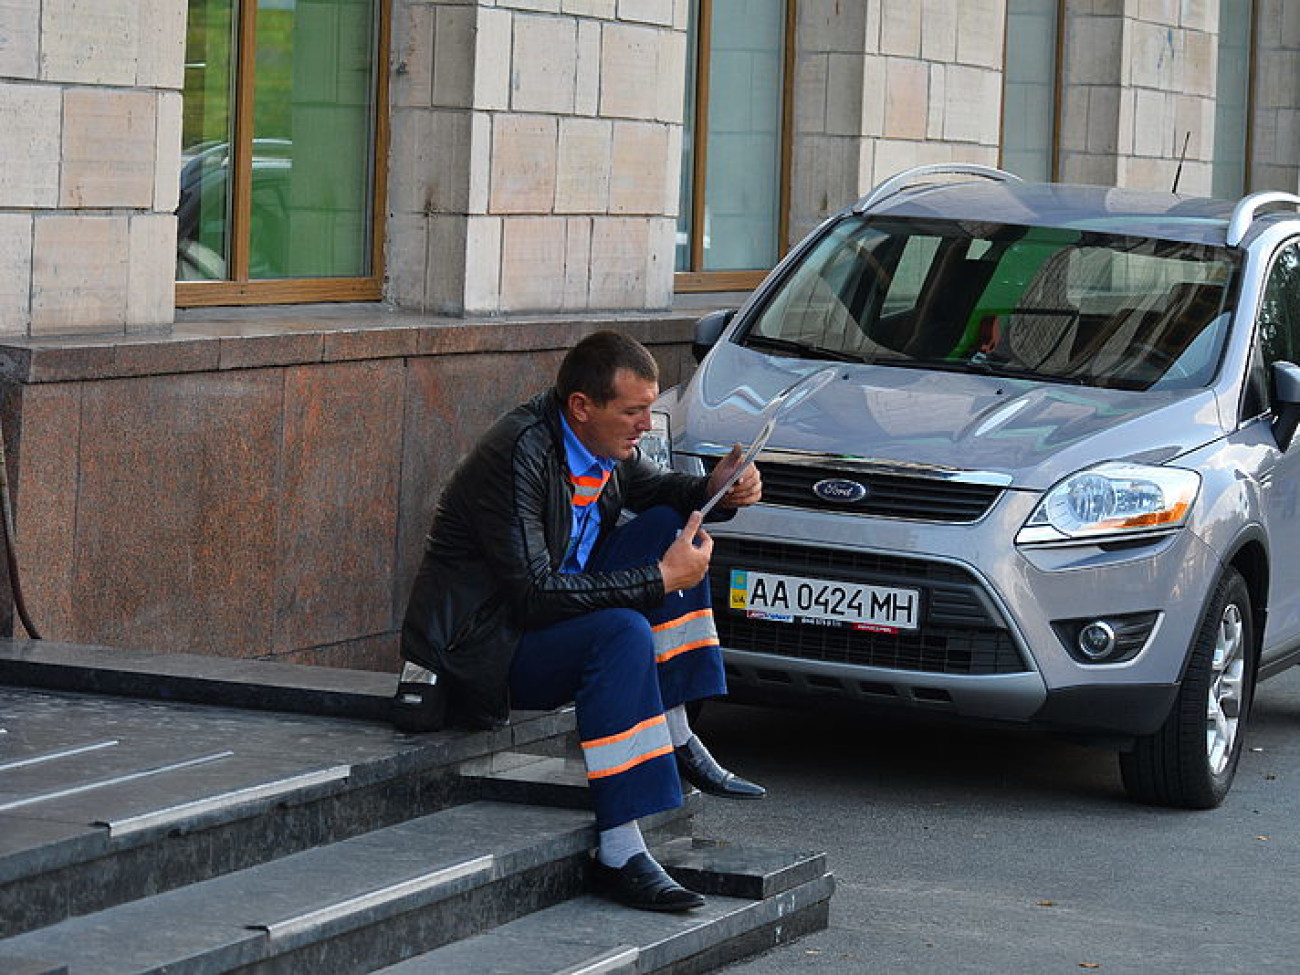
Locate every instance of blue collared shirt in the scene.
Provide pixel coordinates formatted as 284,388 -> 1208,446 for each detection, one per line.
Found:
559,414 -> 616,573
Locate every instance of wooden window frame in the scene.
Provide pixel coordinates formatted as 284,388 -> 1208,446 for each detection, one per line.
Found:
175,0 -> 391,309
674,0 -> 795,294
997,0 -> 1065,182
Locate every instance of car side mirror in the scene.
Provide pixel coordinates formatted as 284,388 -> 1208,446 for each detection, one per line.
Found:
692,309 -> 736,363
1271,361 -> 1300,451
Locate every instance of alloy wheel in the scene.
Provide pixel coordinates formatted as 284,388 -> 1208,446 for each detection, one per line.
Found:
1206,602 -> 1246,776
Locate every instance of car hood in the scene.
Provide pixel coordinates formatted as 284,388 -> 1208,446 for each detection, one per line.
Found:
672,344 -> 1228,491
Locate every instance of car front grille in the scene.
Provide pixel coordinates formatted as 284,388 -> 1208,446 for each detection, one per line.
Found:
711,537 -> 1028,676
759,462 -> 1003,522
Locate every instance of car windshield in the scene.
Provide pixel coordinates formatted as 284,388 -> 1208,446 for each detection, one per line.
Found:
741,216 -> 1241,391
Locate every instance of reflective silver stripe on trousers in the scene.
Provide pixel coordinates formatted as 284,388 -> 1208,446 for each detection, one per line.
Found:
653,610 -> 718,660
582,716 -> 673,779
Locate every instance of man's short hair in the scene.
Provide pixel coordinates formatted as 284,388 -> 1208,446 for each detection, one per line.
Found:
556,331 -> 659,404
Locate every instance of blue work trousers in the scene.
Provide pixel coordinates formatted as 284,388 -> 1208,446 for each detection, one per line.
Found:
508,506 -> 726,830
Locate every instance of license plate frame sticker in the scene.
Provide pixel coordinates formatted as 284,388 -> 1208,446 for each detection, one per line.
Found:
728,569 -> 920,632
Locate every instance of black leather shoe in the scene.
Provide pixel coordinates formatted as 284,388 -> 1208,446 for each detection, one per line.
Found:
675,735 -> 766,799
589,852 -> 706,912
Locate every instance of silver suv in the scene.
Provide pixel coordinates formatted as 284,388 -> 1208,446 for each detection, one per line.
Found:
649,164 -> 1300,809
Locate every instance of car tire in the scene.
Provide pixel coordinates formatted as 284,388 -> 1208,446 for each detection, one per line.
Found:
1119,567 -> 1255,809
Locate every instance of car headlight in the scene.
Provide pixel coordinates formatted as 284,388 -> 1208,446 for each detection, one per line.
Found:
1016,463 -> 1200,545
639,410 -> 673,469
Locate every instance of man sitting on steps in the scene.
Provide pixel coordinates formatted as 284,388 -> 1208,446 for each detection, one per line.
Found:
397,330 -> 765,913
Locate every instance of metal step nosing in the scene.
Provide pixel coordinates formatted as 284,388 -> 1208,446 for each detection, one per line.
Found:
0,739 -> 119,773
98,764 -> 354,837
253,854 -> 496,941
0,751 -> 235,813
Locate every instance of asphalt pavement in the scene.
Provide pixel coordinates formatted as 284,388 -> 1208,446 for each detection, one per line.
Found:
693,667 -> 1300,975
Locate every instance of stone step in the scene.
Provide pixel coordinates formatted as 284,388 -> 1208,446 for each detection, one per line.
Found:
0,957 -> 67,975
461,750 -> 593,809
0,799 -> 693,975
0,685 -> 577,938
1,640 -> 834,973
371,841 -> 835,975
0,639 -> 396,721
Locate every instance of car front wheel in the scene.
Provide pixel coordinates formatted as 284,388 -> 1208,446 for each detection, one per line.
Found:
1119,567 -> 1255,809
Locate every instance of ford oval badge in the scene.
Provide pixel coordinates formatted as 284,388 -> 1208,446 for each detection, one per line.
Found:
812,478 -> 869,503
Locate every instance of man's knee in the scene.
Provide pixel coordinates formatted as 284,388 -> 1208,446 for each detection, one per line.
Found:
579,608 -> 657,674
632,505 -> 686,534
590,608 -> 654,647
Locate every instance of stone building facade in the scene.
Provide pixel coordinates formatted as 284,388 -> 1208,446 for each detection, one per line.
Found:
0,0 -> 1295,668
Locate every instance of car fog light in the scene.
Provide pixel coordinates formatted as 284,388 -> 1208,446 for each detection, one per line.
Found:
1077,621 -> 1117,660
1052,611 -> 1160,665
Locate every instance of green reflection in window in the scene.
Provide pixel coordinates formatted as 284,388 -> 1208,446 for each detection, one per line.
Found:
178,0 -> 236,281
177,0 -> 378,282
252,0 -> 377,279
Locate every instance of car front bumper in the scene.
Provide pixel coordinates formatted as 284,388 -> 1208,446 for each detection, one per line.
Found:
707,493 -> 1222,739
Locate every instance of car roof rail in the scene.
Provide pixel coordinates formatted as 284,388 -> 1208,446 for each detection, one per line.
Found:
852,163 -> 1022,214
1226,191 -> 1300,247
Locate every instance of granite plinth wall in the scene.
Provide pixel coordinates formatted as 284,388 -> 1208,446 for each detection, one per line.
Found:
0,313 -> 698,669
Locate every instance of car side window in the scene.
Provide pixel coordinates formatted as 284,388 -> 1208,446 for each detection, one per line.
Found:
881,236 -> 941,317
1258,241 -> 1300,369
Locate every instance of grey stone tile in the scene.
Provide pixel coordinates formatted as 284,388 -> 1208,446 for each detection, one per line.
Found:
0,816 -> 104,884
0,801 -> 594,974
659,838 -> 828,899
0,956 -> 68,975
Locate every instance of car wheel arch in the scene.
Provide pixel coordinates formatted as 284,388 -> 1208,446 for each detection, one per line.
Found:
1224,533 -> 1269,658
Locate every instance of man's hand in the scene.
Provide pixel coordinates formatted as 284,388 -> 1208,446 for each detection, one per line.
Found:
707,443 -> 763,509
659,511 -> 713,593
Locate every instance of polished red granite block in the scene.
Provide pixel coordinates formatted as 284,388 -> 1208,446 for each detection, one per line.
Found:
277,358 -> 405,656
67,369 -> 283,656
217,332 -> 325,371
0,314 -> 704,668
7,382 -> 82,639
322,326 -> 420,362
395,349 -> 563,619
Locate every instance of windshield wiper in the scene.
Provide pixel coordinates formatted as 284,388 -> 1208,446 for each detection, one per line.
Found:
743,334 -> 865,363
885,357 -> 1088,385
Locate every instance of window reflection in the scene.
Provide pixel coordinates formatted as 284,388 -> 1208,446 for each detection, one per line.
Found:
177,0 -> 378,283
178,0 -> 234,281
677,0 -> 787,274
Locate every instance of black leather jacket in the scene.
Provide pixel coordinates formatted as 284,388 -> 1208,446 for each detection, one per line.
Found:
401,389 -> 713,727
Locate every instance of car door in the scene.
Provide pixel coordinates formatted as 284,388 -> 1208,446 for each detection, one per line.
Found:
1253,239 -> 1300,663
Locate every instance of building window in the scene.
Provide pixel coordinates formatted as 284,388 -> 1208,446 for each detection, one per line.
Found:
177,0 -> 388,306
1212,0 -> 1254,199
676,0 -> 792,292
1001,0 -> 1062,182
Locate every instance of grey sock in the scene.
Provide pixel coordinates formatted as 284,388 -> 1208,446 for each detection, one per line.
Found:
597,821 -> 648,868
665,704 -> 692,748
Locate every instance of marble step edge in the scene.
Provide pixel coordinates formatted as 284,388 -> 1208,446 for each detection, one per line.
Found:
0,709 -> 579,893
372,847 -> 836,975
460,751 -> 592,810
657,837 -> 828,901
0,956 -> 66,975
0,639 -> 396,721
0,801 -> 600,971
0,800 -> 700,974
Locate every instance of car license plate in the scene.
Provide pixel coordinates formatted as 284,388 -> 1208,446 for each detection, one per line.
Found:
728,569 -> 920,632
